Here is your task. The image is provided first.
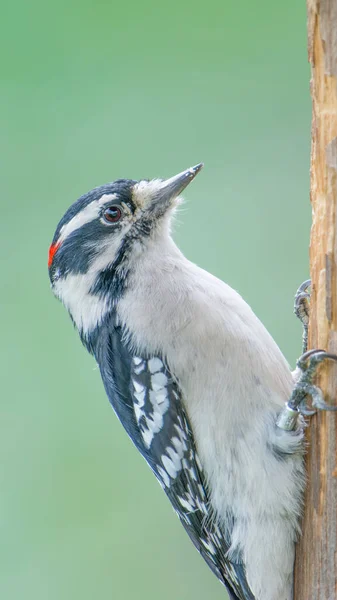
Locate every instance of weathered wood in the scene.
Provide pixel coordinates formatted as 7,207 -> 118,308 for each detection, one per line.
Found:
294,1 -> 337,599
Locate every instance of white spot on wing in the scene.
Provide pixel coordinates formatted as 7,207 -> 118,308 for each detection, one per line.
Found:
148,412 -> 164,430
166,446 -> 182,472
195,454 -> 203,472
161,454 -> 178,478
152,390 -> 167,405
157,466 -> 170,488
134,363 -> 145,374
178,496 -> 194,511
188,466 -> 198,481
134,390 -> 145,407
171,436 -> 185,455
133,380 -> 145,394
174,424 -> 187,441
201,538 -> 216,555
141,428 -> 154,448
137,391 -> 169,446
148,357 -> 163,373
149,388 -> 168,407
151,372 -> 168,391
134,404 -> 143,423
197,500 -> 207,512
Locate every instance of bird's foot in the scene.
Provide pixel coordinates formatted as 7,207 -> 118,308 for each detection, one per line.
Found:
294,349 -> 337,412
294,279 -> 311,354
276,349 -> 337,430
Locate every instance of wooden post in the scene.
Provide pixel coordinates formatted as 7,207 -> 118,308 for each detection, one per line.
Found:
294,2 -> 337,599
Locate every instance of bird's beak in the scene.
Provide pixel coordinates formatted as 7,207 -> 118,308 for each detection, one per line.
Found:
145,163 -> 204,216
158,163 -> 204,201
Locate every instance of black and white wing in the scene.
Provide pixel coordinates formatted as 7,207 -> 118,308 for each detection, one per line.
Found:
93,321 -> 255,600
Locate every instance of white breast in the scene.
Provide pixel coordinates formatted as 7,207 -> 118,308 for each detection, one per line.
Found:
117,235 -> 301,600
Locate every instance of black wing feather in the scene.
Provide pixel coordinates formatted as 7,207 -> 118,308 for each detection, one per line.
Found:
93,321 -> 255,600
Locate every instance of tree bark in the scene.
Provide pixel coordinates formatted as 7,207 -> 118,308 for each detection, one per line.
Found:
294,2 -> 337,599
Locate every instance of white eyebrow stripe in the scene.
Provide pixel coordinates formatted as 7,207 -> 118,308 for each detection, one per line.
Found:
97,193 -> 118,207
57,193 -> 118,244
58,201 -> 100,243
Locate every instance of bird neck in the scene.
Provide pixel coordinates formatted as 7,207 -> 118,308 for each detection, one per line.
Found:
58,232 -> 183,345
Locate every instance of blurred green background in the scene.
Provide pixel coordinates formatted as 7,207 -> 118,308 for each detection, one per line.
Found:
1,1 -> 311,599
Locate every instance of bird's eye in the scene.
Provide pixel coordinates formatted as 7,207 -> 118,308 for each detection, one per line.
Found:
103,205 -> 122,224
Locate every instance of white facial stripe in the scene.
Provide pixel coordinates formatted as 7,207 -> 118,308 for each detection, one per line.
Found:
53,271 -> 110,333
53,229 -> 128,335
58,193 -> 118,244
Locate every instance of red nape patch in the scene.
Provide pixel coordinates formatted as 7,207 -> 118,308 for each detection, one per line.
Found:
48,242 -> 61,268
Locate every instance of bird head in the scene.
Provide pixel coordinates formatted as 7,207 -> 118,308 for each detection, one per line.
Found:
48,164 -> 203,336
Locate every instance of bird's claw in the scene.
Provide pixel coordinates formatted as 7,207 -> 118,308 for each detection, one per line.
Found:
291,349 -> 337,414
297,396 -> 316,416
294,279 -> 311,353
294,279 -> 311,320
277,281 -> 337,430
276,349 -> 337,430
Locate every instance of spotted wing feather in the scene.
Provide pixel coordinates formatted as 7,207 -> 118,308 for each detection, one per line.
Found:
93,321 -> 255,600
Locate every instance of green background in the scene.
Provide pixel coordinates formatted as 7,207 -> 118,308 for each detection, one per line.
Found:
1,2 -> 311,599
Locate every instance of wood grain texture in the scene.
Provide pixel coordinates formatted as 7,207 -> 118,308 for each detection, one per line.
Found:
294,2 -> 337,599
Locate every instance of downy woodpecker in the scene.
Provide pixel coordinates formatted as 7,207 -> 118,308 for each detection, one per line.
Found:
48,164 -> 307,600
